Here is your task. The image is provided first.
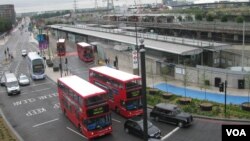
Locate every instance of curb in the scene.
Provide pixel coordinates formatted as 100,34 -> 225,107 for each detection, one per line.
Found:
0,108 -> 24,141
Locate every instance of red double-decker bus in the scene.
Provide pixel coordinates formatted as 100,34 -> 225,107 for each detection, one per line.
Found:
57,75 -> 112,139
89,66 -> 143,118
57,39 -> 66,56
77,42 -> 94,62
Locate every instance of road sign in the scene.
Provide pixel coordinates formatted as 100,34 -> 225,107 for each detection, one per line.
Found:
132,50 -> 138,69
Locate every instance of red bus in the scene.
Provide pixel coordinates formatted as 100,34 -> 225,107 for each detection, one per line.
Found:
57,39 -> 66,56
77,42 -> 94,62
57,75 -> 112,139
89,66 -> 143,118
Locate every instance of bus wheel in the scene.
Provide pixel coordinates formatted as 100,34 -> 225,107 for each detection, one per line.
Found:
115,107 -> 120,114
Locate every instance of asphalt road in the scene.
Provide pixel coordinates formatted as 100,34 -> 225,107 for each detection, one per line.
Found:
0,19 -> 249,141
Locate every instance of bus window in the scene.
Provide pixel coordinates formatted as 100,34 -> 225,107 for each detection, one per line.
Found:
83,114 -> 111,131
86,94 -> 107,106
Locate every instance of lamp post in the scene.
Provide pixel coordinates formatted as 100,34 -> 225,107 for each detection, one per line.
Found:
135,23 -> 140,75
139,38 -> 148,141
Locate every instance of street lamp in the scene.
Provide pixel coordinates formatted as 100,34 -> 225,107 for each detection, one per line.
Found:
139,38 -> 148,141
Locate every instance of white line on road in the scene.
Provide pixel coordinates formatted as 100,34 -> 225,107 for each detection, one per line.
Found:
33,118 -> 59,128
66,127 -> 87,139
161,127 -> 180,141
112,118 -> 121,123
29,82 -> 53,87
21,88 -> 51,95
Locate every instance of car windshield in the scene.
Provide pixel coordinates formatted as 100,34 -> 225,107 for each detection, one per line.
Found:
83,114 -> 111,131
138,120 -> 153,130
6,81 -> 18,87
20,75 -> 28,80
173,109 -> 181,115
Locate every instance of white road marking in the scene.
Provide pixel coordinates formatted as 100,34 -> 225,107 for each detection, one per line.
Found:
161,127 -> 180,141
32,118 -> 59,128
29,82 -> 53,87
21,88 -> 51,95
66,127 -> 87,139
112,118 -> 121,123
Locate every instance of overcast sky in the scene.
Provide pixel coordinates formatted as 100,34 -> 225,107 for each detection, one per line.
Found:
0,0 -> 248,13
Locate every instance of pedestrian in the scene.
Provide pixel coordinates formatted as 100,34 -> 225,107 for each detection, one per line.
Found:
105,58 -> 108,64
107,57 -> 110,64
115,55 -> 118,67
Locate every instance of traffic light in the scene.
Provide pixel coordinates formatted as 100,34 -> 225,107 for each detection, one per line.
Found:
219,82 -> 224,92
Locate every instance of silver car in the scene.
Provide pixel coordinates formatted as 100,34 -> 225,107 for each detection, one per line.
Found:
18,74 -> 30,86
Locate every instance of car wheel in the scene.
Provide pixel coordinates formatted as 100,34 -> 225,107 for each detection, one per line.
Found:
178,122 -> 183,128
124,127 -> 129,134
155,116 -> 159,122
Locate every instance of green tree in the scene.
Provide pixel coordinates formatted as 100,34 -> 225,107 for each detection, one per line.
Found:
206,13 -> 214,22
235,16 -> 244,23
161,66 -> 169,93
221,15 -> 228,22
178,16 -> 183,22
186,15 -> 193,21
246,72 -> 250,105
195,13 -> 202,21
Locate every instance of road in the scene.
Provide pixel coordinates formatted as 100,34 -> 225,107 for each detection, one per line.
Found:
0,20 -> 248,141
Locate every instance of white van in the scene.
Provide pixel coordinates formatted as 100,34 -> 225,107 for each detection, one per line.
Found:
4,73 -> 21,95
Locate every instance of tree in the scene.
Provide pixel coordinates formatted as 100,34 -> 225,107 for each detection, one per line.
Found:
161,66 -> 169,93
206,13 -> 214,22
195,13 -> 202,21
199,68 -> 209,100
246,72 -> 250,105
186,15 -> 193,22
221,15 -> 228,22
236,16 -> 244,23
178,16 -> 183,22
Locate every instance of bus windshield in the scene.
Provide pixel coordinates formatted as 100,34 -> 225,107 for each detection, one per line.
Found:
84,114 -> 111,131
32,59 -> 44,74
122,98 -> 142,111
86,94 -> 107,106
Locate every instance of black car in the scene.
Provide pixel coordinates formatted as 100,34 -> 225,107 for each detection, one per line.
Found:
124,116 -> 161,139
150,103 -> 193,127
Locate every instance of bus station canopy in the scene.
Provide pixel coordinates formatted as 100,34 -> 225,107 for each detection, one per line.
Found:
50,25 -> 230,55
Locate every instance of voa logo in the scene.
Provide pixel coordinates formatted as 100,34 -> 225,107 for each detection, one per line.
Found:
226,129 -> 246,137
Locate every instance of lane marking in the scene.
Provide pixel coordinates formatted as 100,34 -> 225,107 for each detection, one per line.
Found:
161,127 -> 180,141
21,88 -> 51,95
66,127 -> 87,139
29,82 -> 53,87
112,118 -> 121,123
33,118 -> 59,128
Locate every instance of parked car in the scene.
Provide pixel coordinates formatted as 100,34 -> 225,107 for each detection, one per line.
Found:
18,74 -> 30,86
150,103 -> 193,127
0,75 -> 5,86
4,72 -> 21,95
124,116 -> 161,139
21,49 -> 27,57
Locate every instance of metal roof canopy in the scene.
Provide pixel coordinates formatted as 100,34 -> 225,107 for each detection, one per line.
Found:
51,25 -> 222,55
120,26 -> 145,31
100,25 -> 117,28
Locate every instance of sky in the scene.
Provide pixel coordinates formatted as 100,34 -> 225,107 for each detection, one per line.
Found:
0,0 -> 249,13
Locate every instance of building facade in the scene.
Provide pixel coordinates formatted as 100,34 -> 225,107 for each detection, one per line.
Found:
0,4 -> 16,25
